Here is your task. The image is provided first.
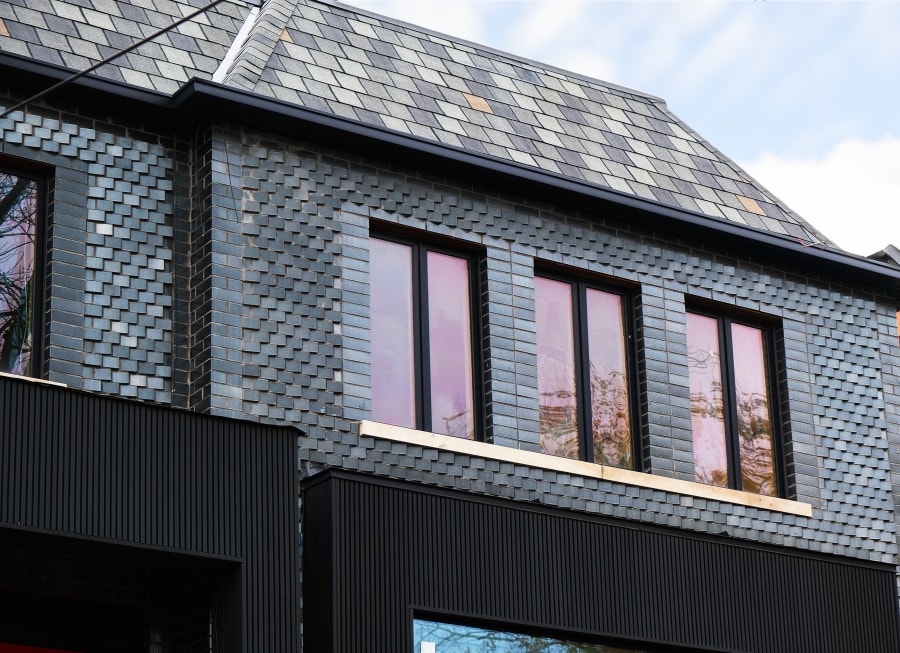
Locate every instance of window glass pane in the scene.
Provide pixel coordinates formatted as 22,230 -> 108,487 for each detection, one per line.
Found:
427,251 -> 475,439
413,618 -> 650,652
0,172 -> 36,376
686,313 -> 729,487
586,288 -> 631,467
370,238 -> 415,428
535,276 -> 579,459
731,323 -> 777,496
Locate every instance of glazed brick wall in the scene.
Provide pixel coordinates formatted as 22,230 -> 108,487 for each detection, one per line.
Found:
3,99 -> 900,569
0,103 -> 177,402
199,125 -> 898,565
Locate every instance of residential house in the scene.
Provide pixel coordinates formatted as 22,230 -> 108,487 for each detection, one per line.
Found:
1,1 -> 899,651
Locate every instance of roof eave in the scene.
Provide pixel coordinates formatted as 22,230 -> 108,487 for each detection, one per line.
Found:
179,79 -> 900,294
2,52 -> 899,294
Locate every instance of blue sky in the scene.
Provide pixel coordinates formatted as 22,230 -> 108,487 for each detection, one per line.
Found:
342,0 -> 900,257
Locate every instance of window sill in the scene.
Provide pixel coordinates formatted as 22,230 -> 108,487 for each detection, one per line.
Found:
0,371 -> 67,387
358,420 -> 813,517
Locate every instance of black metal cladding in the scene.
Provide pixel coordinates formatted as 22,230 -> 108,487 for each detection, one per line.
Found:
304,470 -> 900,653
0,375 -> 300,653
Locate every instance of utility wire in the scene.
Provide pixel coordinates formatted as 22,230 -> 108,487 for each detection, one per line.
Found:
0,0 -> 247,120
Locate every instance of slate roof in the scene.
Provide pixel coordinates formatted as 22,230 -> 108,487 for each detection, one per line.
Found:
0,0 -> 834,247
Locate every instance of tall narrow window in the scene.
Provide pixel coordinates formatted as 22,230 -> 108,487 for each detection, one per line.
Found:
0,169 -> 39,377
535,274 -> 635,468
686,311 -> 779,496
370,235 -> 478,439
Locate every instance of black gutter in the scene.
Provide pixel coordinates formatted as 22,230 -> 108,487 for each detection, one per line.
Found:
0,0 -> 234,120
0,51 -> 174,112
3,51 -> 900,293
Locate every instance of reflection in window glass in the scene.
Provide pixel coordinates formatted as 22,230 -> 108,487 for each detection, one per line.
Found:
535,276 -> 579,459
586,289 -> 631,467
427,251 -> 475,439
731,323 -> 777,496
413,618 -> 651,653
0,172 -> 37,376
370,238 -> 416,428
686,313 -> 729,487
536,276 -> 635,468
370,237 -> 477,438
687,311 -> 779,496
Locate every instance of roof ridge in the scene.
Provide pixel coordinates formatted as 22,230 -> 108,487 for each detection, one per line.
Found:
221,0 -> 295,89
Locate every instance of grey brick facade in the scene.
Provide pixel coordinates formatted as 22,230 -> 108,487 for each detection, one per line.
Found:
3,100 -> 898,566
2,0 -> 900,648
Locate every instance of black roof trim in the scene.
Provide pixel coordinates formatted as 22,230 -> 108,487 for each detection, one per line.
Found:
1,50 -> 173,110
3,51 -> 899,292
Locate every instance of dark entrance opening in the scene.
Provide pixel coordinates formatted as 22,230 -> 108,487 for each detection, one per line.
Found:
0,530 -> 236,653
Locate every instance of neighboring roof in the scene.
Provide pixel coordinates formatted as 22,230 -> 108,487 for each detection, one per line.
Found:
0,0 -> 834,246
870,244 -> 900,268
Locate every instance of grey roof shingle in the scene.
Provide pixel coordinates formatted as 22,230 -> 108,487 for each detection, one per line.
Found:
1,0 -> 249,91
0,0 -> 833,246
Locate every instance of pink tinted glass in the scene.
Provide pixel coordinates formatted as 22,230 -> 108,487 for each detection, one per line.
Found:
370,238 -> 415,428
0,173 -> 36,376
731,323 -> 777,495
427,251 -> 475,439
686,313 -> 729,487
535,277 -> 579,458
586,289 -> 631,467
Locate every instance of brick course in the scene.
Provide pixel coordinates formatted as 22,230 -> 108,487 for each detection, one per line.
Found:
2,101 -> 898,568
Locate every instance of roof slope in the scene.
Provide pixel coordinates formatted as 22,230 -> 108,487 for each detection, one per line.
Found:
0,0 -> 250,94
0,0 -> 832,246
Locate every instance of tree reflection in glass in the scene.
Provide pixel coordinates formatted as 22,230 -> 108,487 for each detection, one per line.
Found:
586,289 -> 631,468
0,172 -> 36,376
413,618 -> 651,653
686,313 -> 729,487
535,276 -> 579,459
731,323 -> 777,496
687,313 -> 777,495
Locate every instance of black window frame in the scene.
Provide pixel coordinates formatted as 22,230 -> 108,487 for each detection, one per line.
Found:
685,305 -> 786,496
369,230 -> 484,439
0,158 -> 46,379
535,268 -> 642,470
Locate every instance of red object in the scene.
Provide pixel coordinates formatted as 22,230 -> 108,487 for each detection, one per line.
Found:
0,645 -> 81,653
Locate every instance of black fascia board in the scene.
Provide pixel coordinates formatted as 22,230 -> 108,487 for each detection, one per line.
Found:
0,51 -> 174,117
2,51 -> 899,294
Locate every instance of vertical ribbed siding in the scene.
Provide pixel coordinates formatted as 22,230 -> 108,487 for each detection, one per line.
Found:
305,470 -> 900,653
0,376 -> 300,653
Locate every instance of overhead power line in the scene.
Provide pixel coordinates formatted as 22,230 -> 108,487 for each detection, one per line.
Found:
0,0 -> 258,120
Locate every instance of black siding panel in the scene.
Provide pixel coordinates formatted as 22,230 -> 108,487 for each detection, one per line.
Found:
304,470 -> 900,653
0,375 -> 300,653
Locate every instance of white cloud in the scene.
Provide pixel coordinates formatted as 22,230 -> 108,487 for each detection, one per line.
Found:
343,1 -> 489,43
508,2 -> 588,53
741,136 -> 900,257
671,9 -> 760,96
